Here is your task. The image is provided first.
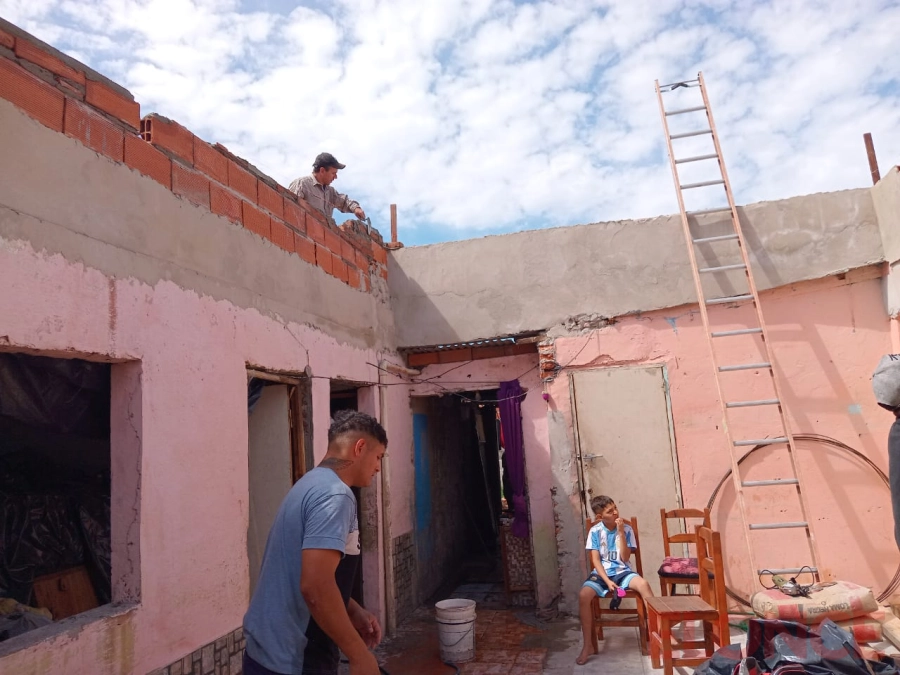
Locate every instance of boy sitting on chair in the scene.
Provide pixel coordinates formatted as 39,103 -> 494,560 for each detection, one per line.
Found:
577,495 -> 654,666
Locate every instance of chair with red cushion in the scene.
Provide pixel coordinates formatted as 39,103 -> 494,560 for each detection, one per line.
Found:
658,508 -> 710,596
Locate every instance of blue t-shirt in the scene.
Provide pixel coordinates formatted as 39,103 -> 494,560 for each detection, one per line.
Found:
586,521 -> 636,577
243,467 -> 359,674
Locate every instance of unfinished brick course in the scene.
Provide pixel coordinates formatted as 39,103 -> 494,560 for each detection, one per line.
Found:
0,22 -> 388,293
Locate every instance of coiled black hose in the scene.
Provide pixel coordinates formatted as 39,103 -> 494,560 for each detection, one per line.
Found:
705,433 -> 900,606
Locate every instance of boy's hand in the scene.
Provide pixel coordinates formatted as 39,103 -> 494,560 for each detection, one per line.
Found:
606,580 -> 618,593
615,518 -> 625,533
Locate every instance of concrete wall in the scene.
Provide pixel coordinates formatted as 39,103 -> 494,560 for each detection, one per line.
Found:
543,267 -> 896,613
872,166 -> 900,317
390,190 -> 883,346
0,98 -> 400,674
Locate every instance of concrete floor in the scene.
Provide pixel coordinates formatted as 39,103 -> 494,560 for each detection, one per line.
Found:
374,606 -> 693,675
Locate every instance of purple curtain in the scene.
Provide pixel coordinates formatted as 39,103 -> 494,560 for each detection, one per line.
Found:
499,380 -> 528,538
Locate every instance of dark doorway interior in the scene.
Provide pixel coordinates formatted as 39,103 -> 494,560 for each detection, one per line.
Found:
329,380 -> 364,606
0,352 -> 112,641
413,391 -> 509,609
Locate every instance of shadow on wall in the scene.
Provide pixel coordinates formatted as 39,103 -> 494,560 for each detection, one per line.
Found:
386,257 -> 460,348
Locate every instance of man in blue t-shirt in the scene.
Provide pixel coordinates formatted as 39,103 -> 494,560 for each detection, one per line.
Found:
577,495 -> 654,666
243,411 -> 387,675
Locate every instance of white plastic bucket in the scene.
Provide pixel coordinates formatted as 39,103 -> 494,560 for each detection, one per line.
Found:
435,598 -> 476,663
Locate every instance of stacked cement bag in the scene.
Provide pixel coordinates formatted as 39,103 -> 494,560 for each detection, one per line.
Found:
751,581 -> 882,642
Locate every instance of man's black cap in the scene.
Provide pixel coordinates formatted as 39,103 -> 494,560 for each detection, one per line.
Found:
314,152 -> 346,170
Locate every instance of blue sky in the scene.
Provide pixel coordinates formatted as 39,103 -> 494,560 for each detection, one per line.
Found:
2,0 -> 899,246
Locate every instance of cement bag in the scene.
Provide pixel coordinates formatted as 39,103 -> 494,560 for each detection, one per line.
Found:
751,581 -> 877,624
834,611 -> 884,644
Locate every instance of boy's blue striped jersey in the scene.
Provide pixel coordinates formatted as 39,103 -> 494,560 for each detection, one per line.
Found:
586,521 -> 636,576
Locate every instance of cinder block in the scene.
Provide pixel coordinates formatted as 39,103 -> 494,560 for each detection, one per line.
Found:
333,258 -> 349,284
0,58 -> 65,131
270,218 -> 293,252
210,183 -> 242,223
0,26 -> 14,50
85,79 -> 139,130
355,249 -> 369,270
324,227 -> 342,255
371,242 -> 388,265
15,37 -> 85,84
64,98 -> 125,161
315,243 -> 333,275
124,134 -> 171,188
258,181 -> 283,218
340,238 -> 356,263
242,201 -> 270,239
295,234 -> 316,266
141,114 -> 193,164
306,216 -> 326,246
283,198 -> 306,234
172,162 -> 211,208
194,138 -> 228,184
228,161 -> 257,202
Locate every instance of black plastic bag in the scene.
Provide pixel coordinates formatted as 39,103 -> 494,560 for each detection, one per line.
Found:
695,618 -> 899,675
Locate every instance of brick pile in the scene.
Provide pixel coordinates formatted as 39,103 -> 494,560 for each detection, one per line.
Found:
0,20 -> 389,292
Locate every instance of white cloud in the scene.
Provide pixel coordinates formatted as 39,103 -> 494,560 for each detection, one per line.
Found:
1,0 -> 898,244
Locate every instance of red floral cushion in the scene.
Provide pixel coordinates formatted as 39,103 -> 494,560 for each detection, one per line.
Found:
658,556 -> 700,579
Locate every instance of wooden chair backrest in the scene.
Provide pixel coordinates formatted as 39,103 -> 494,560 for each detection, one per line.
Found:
696,526 -> 727,614
585,515 -> 643,577
660,508 -> 711,557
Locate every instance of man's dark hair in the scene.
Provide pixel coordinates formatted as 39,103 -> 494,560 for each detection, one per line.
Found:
590,495 -> 615,516
328,410 -> 388,447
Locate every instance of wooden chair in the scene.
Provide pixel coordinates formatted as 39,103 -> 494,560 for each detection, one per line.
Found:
645,526 -> 730,675
657,507 -> 711,596
585,516 -> 649,656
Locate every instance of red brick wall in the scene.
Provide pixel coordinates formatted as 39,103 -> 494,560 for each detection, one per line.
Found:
0,22 -> 388,291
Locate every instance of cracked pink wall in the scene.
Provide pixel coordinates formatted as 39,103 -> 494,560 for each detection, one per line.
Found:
0,240 -> 391,675
546,266 -> 896,605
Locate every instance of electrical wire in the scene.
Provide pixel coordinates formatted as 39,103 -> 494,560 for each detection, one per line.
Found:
705,433 -> 900,606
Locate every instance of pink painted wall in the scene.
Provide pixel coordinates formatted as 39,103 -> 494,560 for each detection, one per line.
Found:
409,354 -> 559,609
0,240 -> 395,675
546,266 -> 897,606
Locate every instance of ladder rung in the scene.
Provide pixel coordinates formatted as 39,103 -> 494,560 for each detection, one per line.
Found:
666,105 -> 707,116
734,437 -> 788,446
681,179 -> 725,190
749,521 -> 808,531
757,567 -> 818,575
741,478 -> 800,487
693,233 -> 738,244
699,263 -> 746,274
670,129 -> 712,140
659,78 -> 700,89
727,398 -> 780,408
719,362 -> 771,372
707,294 -> 753,305
675,153 -> 718,164
743,479 -> 799,487
711,328 -> 762,338
687,207 -> 732,217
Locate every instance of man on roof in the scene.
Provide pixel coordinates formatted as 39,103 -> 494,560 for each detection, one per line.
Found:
289,153 -> 367,227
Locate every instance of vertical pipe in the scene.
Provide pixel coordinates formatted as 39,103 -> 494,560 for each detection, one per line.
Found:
864,133 -> 881,185
390,204 -> 398,244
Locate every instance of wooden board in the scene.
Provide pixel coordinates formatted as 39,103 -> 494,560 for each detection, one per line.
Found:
32,565 -> 99,620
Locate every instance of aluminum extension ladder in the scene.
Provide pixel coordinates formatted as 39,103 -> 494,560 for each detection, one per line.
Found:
654,72 -> 821,586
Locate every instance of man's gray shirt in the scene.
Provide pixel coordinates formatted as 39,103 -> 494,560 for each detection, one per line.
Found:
243,467 -> 359,674
289,175 -> 360,226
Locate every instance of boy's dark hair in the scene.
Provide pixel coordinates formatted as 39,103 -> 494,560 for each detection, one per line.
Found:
328,410 -> 388,447
590,495 -> 615,515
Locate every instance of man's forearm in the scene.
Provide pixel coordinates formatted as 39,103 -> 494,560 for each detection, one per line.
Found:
303,581 -> 369,662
